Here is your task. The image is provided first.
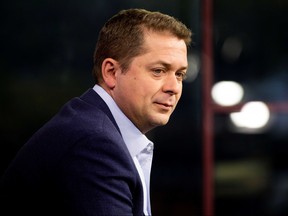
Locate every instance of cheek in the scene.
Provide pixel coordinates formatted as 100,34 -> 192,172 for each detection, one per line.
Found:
133,77 -> 157,95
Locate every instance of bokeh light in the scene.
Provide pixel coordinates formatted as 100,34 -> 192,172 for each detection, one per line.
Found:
212,81 -> 244,106
230,101 -> 270,131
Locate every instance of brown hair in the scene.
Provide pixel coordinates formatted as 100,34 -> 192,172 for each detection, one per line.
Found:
92,8 -> 192,83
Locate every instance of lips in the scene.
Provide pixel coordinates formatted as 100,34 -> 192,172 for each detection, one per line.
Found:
155,102 -> 174,109
161,103 -> 173,107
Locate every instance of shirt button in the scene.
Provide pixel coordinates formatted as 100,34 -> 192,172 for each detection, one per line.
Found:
146,143 -> 153,153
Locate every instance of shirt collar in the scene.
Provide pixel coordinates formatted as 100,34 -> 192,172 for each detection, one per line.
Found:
93,84 -> 153,157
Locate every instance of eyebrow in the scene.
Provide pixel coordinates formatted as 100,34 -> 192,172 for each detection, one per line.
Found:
151,60 -> 188,71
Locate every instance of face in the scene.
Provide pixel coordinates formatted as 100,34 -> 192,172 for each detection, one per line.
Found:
111,30 -> 188,133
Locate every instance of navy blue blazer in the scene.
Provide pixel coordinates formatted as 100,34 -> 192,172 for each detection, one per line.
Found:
0,89 -> 144,216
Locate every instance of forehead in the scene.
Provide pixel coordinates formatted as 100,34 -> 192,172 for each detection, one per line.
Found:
142,30 -> 187,51
140,30 -> 188,65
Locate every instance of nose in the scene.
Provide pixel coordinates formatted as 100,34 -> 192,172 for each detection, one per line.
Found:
162,73 -> 182,95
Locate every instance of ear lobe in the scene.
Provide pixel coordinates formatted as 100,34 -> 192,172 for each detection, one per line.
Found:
101,58 -> 119,89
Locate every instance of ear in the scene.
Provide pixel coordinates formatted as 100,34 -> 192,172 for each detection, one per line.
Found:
101,58 -> 120,89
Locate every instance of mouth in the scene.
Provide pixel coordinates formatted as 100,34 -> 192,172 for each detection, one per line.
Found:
155,102 -> 174,110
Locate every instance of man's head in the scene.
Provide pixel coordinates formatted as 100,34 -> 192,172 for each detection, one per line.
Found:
93,9 -> 192,133
92,8 -> 192,83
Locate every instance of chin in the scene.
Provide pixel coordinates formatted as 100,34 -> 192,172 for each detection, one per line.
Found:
149,113 -> 171,127
155,117 -> 170,126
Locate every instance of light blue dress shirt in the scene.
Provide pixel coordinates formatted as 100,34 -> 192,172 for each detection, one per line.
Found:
93,85 -> 154,215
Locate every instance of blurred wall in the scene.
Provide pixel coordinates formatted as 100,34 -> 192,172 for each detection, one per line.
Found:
1,0 -> 288,216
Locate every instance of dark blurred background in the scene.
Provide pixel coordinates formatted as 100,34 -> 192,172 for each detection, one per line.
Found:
1,0 -> 288,216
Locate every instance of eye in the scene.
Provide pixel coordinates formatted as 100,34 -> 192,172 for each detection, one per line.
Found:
152,68 -> 165,76
175,71 -> 187,81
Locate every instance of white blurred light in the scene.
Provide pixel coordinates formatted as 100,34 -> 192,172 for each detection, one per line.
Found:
212,81 -> 244,106
230,101 -> 270,130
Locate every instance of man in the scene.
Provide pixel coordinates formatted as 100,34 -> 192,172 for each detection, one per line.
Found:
0,8 -> 192,215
